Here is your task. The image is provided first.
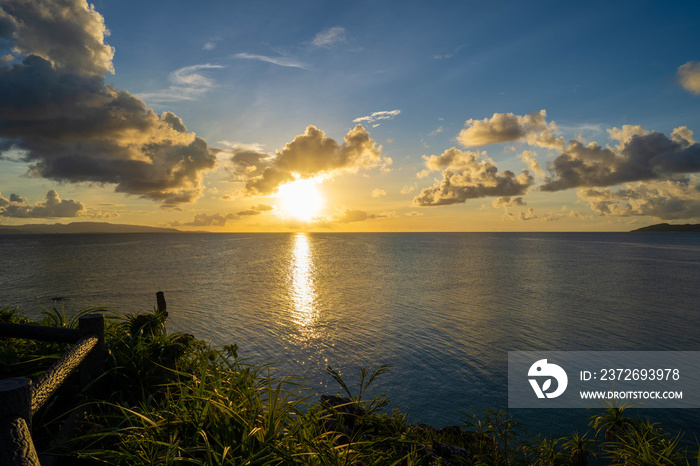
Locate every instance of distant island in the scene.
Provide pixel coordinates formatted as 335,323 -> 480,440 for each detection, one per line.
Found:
631,223 -> 700,232
0,222 -> 181,234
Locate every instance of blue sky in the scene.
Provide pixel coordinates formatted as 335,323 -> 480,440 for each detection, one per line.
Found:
1,0 -> 699,231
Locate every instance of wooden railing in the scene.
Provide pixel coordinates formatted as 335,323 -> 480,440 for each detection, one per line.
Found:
0,314 -> 105,466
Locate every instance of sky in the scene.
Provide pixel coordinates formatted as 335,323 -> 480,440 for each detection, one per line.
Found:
1,0 -> 699,232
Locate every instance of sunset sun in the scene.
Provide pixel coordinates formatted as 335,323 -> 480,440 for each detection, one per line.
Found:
277,178 -> 324,222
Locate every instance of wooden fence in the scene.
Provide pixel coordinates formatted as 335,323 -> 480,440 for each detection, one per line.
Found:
0,313 -> 105,466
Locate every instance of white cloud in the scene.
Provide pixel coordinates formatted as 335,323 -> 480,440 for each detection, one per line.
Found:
312,26 -> 346,48
233,52 -> 307,69
371,188 -> 386,197
353,110 -> 401,126
138,64 -> 224,103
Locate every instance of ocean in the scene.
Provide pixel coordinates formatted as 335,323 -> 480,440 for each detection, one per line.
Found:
1,232 -> 699,438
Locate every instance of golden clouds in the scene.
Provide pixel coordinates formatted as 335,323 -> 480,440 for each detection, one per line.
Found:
230,125 -> 384,196
457,110 -> 563,149
414,148 -> 534,206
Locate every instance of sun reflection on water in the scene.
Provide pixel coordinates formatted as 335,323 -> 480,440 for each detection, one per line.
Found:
290,233 -> 318,331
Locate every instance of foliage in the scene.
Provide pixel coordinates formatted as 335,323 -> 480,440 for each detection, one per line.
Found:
2,304 -> 700,465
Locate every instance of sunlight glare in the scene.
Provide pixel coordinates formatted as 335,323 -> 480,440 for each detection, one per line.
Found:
290,233 -> 317,330
277,178 -> 323,222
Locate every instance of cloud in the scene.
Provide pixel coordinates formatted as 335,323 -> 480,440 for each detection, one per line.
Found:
335,209 -> 368,223
429,126 -> 444,136
0,0 -> 114,75
541,130 -> 700,192
413,148 -> 534,206
332,208 -> 396,223
232,125 -> 384,196
380,156 -> 393,173
457,110 -> 563,149
220,147 -> 272,183
492,196 -> 526,208
519,150 -> 545,177
169,212 -> 238,227
353,110 -> 401,127
237,204 -> 273,215
312,26 -> 346,48
0,0 -> 216,207
139,64 -> 224,103
232,52 -> 307,69
672,126 -> 696,145
0,190 -> 84,217
217,141 -> 266,153
578,179 -> 700,220
371,188 -> 386,197
400,185 -> 416,194
607,124 -> 648,150
520,208 -> 537,221
677,61 -> 700,95
202,41 -> 216,51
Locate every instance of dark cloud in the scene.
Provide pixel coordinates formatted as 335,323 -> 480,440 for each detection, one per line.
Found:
541,131 -> 700,192
457,110 -> 563,149
231,125 -> 384,196
578,180 -> 700,220
413,148 -> 534,206
0,0 -> 216,207
0,190 -> 84,217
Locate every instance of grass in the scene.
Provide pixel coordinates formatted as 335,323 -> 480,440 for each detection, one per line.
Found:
1,303 -> 699,465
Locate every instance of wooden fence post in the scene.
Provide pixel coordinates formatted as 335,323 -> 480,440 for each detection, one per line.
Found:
156,291 -> 167,315
0,378 -> 40,465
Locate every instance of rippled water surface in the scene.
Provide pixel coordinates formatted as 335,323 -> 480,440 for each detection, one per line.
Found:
1,232 -> 699,434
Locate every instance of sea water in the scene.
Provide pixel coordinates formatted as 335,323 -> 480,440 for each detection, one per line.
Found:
1,232 -> 698,437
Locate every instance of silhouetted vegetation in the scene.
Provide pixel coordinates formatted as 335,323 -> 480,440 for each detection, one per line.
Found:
2,304 -> 699,465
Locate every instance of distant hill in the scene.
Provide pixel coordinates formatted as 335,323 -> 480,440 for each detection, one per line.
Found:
0,222 -> 182,234
631,223 -> 700,232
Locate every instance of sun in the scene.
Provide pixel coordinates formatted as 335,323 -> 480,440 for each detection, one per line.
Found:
276,178 -> 324,222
